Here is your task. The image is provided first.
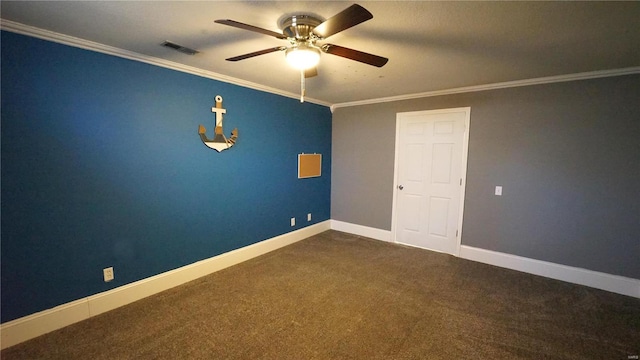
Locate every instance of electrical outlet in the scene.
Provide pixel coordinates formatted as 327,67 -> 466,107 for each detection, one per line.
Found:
291,217 -> 296,227
103,267 -> 114,282
307,213 -> 312,221
495,186 -> 503,196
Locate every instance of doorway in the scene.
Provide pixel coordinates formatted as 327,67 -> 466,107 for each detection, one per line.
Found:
392,108 -> 470,255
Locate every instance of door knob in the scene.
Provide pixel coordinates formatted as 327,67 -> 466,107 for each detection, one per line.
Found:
398,185 -> 404,190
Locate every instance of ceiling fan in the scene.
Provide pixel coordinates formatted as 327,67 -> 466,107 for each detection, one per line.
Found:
215,4 -> 388,102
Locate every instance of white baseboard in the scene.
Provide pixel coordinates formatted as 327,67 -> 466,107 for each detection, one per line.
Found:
330,220 -> 392,242
4,221 -> 637,349
329,221 -> 639,299
459,245 -> 640,299
0,221 -> 331,349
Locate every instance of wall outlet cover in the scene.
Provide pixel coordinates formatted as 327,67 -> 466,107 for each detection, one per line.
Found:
103,267 -> 114,282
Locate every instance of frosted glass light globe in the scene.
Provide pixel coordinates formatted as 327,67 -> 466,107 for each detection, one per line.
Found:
285,44 -> 320,70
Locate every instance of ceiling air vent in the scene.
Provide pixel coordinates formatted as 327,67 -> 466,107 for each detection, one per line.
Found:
161,41 -> 199,55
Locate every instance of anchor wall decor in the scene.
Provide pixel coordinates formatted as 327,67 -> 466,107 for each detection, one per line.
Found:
198,95 -> 238,152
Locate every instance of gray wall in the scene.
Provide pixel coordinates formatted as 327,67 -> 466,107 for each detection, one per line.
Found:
331,74 -> 639,279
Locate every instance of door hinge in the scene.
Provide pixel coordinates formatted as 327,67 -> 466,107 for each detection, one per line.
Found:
456,230 -> 459,237
459,178 -> 462,185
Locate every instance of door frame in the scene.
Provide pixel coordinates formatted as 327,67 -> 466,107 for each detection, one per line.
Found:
391,107 -> 471,256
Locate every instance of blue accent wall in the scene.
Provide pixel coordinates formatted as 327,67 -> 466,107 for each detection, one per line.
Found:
1,31 -> 332,323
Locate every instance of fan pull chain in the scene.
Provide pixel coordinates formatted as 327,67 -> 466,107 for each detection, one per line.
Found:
300,69 -> 305,103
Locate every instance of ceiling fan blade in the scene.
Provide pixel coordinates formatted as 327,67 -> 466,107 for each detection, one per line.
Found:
322,44 -> 388,67
225,47 -> 286,61
312,4 -> 373,39
304,67 -> 318,78
215,19 -> 287,39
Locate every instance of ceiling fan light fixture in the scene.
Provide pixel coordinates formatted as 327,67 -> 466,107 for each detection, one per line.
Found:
285,44 -> 320,70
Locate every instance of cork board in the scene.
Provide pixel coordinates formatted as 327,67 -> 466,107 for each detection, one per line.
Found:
298,154 -> 322,179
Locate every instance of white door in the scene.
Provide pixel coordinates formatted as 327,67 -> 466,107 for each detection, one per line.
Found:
393,108 -> 470,255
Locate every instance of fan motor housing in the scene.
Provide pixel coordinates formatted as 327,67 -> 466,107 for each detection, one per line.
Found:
280,15 -> 323,40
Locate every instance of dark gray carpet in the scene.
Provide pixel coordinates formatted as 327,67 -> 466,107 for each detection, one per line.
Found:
2,230 -> 639,359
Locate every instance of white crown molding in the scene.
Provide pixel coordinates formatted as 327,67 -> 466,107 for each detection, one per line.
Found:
330,66 -> 640,111
0,19 -> 332,108
4,19 -> 637,113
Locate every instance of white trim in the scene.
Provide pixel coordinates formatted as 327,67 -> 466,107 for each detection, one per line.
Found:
331,66 -> 640,110
330,221 -> 640,299
0,19 -> 331,108
391,118 -> 402,245
457,109 -> 471,255
3,220 -> 636,349
391,107 -> 471,256
330,220 -> 392,242
3,19 -> 637,112
0,221 -> 331,349
459,245 -> 640,299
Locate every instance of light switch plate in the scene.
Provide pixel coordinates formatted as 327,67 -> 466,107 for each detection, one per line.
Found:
495,186 -> 503,196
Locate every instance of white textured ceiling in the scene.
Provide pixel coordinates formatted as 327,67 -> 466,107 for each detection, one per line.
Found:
1,1 -> 639,106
